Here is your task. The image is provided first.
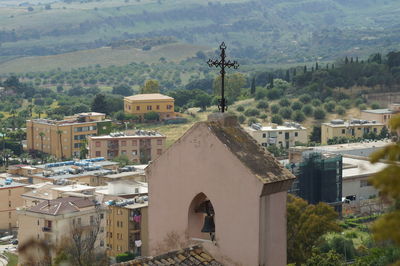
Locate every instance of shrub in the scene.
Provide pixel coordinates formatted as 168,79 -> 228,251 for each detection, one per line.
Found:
244,108 -> 260,117
266,88 -> 283,100
371,102 -> 380,109
359,104 -> 367,110
116,252 -> 136,263
302,104 -> 314,116
324,101 -> 336,113
256,101 -> 269,109
311,99 -> 322,107
339,99 -> 352,109
271,114 -> 283,125
299,94 -> 312,104
255,88 -> 268,100
314,108 -> 326,120
355,98 -> 364,106
279,98 -> 291,107
270,104 -> 280,114
291,101 -> 303,111
247,117 -> 259,126
259,113 -> 268,120
335,106 -> 346,115
236,105 -> 245,112
143,111 -> 159,121
279,107 -> 293,119
292,110 -> 305,122
238,114 -> 246,124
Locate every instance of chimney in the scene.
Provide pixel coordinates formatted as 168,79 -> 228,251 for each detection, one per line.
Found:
207,113 -> 238,127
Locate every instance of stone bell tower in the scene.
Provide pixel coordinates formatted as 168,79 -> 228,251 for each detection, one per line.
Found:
146,113 -> 296,265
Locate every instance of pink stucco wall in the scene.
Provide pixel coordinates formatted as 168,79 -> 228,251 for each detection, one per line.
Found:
147,122 -> 287,265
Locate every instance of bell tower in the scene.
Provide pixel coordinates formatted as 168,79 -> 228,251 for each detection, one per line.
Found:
146,113 -> 295,265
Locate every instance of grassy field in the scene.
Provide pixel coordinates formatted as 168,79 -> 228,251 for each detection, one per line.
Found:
0,42 -> 209,74
4,251 -> 18,266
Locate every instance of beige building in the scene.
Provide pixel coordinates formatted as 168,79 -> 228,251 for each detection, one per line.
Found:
0,178 -> 26,232
124,93 -> 174,120
106,199 -> 148,257
321,119 -> 385,144
146,113 -> 295,265
26,112 -> 112,159
246,122 -> 308,149
88,131 -> 166,163
361,103 -> 400,127
17,196 -> 107,264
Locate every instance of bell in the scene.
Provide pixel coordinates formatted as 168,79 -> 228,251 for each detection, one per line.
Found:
201,215 -> 215,233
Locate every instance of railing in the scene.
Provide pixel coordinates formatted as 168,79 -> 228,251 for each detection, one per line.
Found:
42,226 -> 52,232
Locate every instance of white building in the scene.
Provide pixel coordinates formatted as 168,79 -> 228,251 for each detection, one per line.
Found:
246,122 -> 308,149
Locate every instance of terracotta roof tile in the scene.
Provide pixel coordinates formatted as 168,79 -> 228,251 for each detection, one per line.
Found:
27,196 -> 95,216
124,93 -> 174,101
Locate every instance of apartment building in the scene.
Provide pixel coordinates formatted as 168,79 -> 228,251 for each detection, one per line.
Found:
26,112 -> 112,159
246,122 -> 308,149
17,196 -> 107,264
88,131 -> 166,163
106,198 -> 148,257
0,178 -> 26,232
360,103 -> 400,127
123,93 -> 174,120
321,119 -> 385,144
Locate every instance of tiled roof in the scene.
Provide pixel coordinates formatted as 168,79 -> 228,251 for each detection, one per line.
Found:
114,246 -> 222,266
27,196 -> 95,216
206,120 -> 295,184
124,93 -> 174,101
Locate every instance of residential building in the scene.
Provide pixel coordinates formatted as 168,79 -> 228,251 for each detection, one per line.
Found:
123,93 -> 174,120
146,113 -> 295,265
321,119 -> 385,144
88,131 -> 166,163
106,198 -> 148,257
96,179 -> 148,198
246,122 -> 307,149
17,196 -> 107,264
0,178 -> 26,233
26,112 -> 112,159
361,103 -> 400,126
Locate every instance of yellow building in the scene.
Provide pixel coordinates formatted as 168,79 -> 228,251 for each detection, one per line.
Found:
106,200 -> 148,257
124,93 -> 174,120
0,178 -> 26,233
321,119 -> 385,144
26,112 -> 112,159
360,104 -> 400,127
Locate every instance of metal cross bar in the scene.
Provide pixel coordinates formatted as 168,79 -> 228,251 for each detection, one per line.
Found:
207,42 -> 239,112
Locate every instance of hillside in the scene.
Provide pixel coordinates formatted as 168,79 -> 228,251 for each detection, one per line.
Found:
1,0 -> 400,71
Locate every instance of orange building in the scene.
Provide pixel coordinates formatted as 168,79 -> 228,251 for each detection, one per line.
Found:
123,93 -> 174,120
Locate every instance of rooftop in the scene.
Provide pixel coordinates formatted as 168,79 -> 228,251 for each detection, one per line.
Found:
205,114 -> 295,184
247,122 -> 306,132
22,183 -> 58,200
0,178 -> 26,189
361,108 -> 393,114
52,184 -> 96,192
113,245 -> 222,266
89,130 -> 164,139
323,119 -> 384,127
26,196 -> 96,216
124,93 -> 174,101
342,156 -> 388,179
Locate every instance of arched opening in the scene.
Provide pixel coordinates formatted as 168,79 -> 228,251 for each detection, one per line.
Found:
188,193 -> 215,241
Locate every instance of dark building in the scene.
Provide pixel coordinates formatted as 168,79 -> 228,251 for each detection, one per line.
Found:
288,152 -> 343,213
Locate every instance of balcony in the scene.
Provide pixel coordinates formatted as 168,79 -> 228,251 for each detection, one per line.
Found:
42,226 -> 52,232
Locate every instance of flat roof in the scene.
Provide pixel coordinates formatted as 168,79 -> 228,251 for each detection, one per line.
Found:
313,140 -> 391,152
90,134 -> 164,139
322,122 -> 385,127
104,171 -> 145,179
342,157 -> 387,179
361,109 -> 393,114
52,184 -> 96,192
124,93 -> 174,101
246,125 -> 306,132
0,178 -> 26,189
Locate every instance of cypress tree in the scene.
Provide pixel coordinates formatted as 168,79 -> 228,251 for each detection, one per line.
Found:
293,68 -> 297,76
345,56 -> 349,64
350,57 -> 354,63
304,65 -> 307,73
315,62 -> 319,70
311,66 -> 314,72
269,74 -> 274,88
285,69 -> 290,82
250,77 -> 256,95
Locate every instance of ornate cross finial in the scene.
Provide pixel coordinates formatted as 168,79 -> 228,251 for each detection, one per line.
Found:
207,42 -> 239,113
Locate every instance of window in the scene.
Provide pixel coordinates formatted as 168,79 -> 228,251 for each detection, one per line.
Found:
8,201 -> 11,207
136,106 -> 140,111
95,141 -> 101,147
9,212 -> 11,219
121,140 -> 127,146
294,132 -> 298,137
95,151 -> 101,157
147,105 -> 152,111
262,133 -> 266,138
278,132 -> 282,135
167,105 -> 173,110
100,213 -> 104,219
157,149 -> 162,155
342,129 -> 345,134
74,143 -> 82,148
121,150 -> 127,155
132,150 -> 137,156
156,105 -> 160,110
100,240 -> 104,247
77,218 -> 81,225
90,216 -> 94,225
128,106 -> 131,110
135,188 -> 139,194
132,140 -> 137,146
373,128 -> 377,133
157,139 -> 163,145
8,189 -> 11,196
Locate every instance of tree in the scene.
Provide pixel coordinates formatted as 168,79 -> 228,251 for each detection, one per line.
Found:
302,104 -> 314,117
379,126 -> 389,139
279,98 -> 291,107
113,154 -> 131,167
256,101 -> 268,109
194,93 -> 212,111
213,73 -> 246,101
292,110 -> 305,122
310,126 -> 321,143
305,250 -> 343,266
143,112 -> 159,122
244,108 -> 260,117
112,84 -> 133,96
291,101 -> 303,111
299,94 -> 311,104
91,94 -> 107,113
313,108 -> 326,120
287,195 -> 341,265
271,114 -> 283,125
1,149 -> 13,167
369,115 -> 400,247
279,107 -> 292,119
250,77 -> 256,95
270,104 -> 280,114
141,80 -> 159,94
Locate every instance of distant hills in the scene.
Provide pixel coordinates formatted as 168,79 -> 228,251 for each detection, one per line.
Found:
1,0 -> 400,70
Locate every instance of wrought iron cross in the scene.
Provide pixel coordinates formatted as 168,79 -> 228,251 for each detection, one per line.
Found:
207,42 -> 239,112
